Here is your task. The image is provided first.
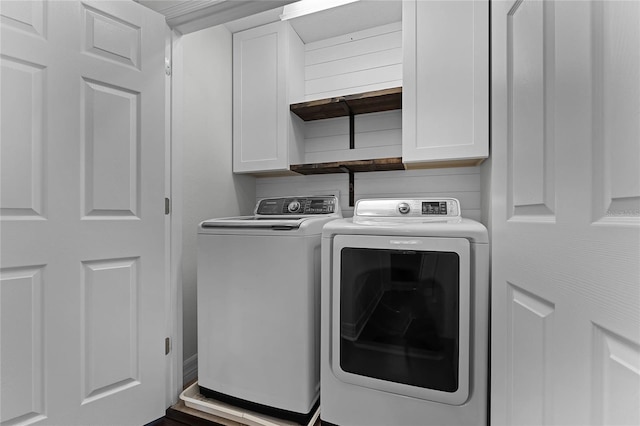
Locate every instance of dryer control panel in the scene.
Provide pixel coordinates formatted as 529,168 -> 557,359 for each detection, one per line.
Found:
255,196 -> 338,215
354,198 -> 461,219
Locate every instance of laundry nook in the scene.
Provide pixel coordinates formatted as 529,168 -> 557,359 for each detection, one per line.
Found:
0,1 -> 638,425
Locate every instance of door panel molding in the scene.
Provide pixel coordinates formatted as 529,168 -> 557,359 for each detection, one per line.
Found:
0,0 -> 47,39
591,324 -> 640,425
507,283 -> 555,426
0,265 -> 46,425
507,0 -> 556,222
81,3 -> 141,70
81,258 -> 140,404
591,0 -> 640,225
81,78 -> 140,219
0,55 -> 47,220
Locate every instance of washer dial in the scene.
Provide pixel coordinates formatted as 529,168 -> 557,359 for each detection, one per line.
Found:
288,200 -> 301,213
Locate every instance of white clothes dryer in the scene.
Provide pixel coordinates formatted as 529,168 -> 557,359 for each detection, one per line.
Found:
197,196 -> 341,424
320,198 -> 489,426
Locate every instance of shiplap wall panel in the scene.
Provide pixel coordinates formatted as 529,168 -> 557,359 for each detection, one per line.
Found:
307,80 -> 404,101
305,23 -> 402,60
257,167 -> 483,222
304,116 -> 349,138
261,22 -> 483,223
306,49 -> 403,81
304,22 -> 402,100
306,65 -> 402,99
305,145 -> 403,164
301,22 -> 402,160
303,110 -> 402,162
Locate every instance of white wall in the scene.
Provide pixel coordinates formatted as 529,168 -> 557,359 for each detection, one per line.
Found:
303,21 -> 402,100
181,25 -> 256,382
303,110 -> 402,164
263,18 -> 484,222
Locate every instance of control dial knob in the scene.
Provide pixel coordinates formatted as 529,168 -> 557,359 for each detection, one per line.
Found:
288,200 -> 301,213
398,202 -> 411,215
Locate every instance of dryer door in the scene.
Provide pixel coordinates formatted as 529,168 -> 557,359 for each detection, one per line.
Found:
331,235 -> 471,405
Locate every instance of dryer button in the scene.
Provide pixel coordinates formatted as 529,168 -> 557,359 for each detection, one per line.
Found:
398,202 -> 411,214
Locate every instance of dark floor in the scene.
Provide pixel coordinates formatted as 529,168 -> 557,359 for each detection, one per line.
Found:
145,393 -> 233,426
145,417 -> 188,426
145,406 -> 224,426
144,379 -> 226,426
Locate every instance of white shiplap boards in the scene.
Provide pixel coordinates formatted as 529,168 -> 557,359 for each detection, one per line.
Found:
303,109 -> 402,164
303,22 -> 402,101
256,166 -> 483,223
298,21 -> 403,163
259,21 -> 484,224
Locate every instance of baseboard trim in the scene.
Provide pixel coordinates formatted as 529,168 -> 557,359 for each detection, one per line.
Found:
183,353 -> 197,386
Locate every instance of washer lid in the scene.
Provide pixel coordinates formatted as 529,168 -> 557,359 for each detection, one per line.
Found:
199,196 -> 341,231
200,216 -> 308,230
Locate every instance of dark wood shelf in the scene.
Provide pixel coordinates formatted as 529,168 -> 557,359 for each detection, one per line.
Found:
287,86 -> 487,205
289,87 -> 403,206
290,87 -> 402,121
291,157 -> 405,175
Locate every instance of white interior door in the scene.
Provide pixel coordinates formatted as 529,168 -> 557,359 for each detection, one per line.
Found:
1,1 -> 168,424
491,0 -> 640,425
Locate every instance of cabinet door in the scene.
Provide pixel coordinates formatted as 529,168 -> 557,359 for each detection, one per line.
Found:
233,22 -> 294,173
402,0 -> 489,164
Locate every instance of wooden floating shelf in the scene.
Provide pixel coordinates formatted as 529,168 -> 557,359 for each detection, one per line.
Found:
290,157 -> 405,175
288,86 -> 486,205
290,87 -> 402,121
290,87 -> 404,206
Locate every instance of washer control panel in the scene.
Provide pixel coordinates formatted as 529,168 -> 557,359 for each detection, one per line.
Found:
355,198 -> 461,219
256,196 -> 338,215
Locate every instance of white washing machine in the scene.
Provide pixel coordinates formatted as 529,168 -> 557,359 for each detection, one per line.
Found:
320,198 -> 489,426
197,195 -> 341,424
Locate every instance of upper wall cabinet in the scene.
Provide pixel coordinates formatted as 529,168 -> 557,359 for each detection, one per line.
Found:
232,21 -> 305,174
402,0 -> 489,167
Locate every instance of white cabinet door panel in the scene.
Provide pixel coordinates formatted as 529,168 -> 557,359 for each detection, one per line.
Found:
233,21 -> 304,174
403,0 -> 489,164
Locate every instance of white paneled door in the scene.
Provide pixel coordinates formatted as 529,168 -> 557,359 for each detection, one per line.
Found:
491,0 -> 640,425
1,1 -> 168,425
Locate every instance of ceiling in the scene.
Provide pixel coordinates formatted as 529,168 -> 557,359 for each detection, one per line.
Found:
284,1 -> 402,44
136,0 -> 402,42
134,0 -> 297,34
